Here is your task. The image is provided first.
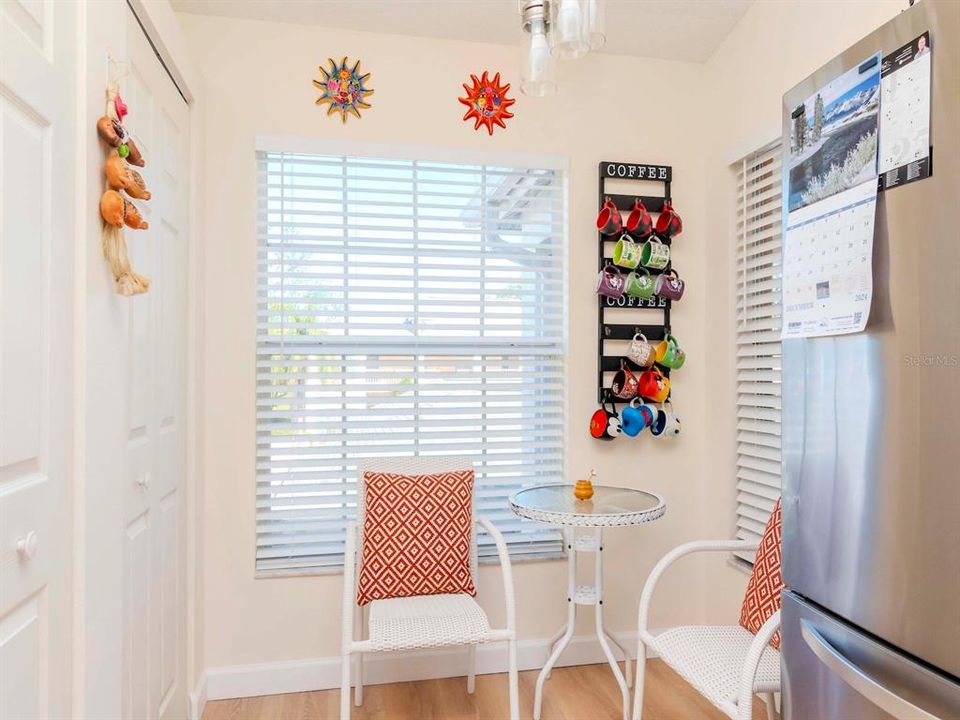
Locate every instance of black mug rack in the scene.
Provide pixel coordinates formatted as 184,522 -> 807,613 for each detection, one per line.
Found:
597,160 -> 674,404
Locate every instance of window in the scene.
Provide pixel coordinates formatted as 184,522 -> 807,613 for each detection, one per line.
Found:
734,139 -> 782,559
256,144 -> 566,574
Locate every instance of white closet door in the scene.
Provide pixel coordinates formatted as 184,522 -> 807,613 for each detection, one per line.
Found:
0,1 -> 77,718
120,8 -> 189,720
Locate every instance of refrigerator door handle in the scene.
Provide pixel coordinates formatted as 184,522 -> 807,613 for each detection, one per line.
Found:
801,620 -> 941,720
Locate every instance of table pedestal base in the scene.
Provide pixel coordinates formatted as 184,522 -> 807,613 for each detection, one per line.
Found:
533,528 -> 632,720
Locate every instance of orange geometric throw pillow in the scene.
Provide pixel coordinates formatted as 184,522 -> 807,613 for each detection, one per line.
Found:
357,469 -> 476,606
739,497 -> 785,649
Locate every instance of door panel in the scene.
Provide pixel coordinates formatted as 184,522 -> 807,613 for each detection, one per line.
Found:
120,7 -> 189,719
0,0 -> 75,716
782,591 -> 960,720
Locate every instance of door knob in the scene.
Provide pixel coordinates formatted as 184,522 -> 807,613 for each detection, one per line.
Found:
16,531 -> 38,560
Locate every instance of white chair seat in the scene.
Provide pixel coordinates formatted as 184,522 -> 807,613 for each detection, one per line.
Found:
651,625 -> 780,712
367,593 -> 492,651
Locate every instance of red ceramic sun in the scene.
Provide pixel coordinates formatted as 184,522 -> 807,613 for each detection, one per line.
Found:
458,71 -> 516,136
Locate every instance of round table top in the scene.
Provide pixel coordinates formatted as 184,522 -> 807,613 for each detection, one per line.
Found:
510,484 -> 666,528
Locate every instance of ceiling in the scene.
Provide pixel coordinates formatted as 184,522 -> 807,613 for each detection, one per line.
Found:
171,0 -> 754,63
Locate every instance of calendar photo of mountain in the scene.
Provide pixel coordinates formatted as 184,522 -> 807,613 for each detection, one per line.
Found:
788,54 -> 881,212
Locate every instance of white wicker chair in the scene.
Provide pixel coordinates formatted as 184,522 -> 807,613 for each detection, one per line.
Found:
340,456 -> 519,720
633,540 -> 781,720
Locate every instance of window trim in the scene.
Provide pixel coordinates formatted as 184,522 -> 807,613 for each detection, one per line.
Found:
253,139 -> 570,576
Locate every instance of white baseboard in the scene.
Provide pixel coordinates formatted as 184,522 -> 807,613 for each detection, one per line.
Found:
189,672 -> 208,720
203,630 -> 659,703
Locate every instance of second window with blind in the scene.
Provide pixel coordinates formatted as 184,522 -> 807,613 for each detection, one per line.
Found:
734,139 -> 783,557
256,147 -> 567,574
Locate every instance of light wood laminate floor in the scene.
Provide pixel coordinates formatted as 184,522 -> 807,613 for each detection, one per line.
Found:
202,660 -> 777,720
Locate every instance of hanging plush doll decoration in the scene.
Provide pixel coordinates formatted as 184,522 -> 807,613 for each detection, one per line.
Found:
458,71 -> 515,136
96,69 -> 150,295
312,57 -> 374,123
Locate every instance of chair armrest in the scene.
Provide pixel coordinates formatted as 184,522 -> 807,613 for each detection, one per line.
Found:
342,521 -> 358,652
638,539 -> 760,638
475,515 -> 516,634
736,609 -> 781,720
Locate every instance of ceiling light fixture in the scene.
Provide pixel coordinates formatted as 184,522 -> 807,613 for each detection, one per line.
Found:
519,0 -> 605,96
519,1 -> 557,97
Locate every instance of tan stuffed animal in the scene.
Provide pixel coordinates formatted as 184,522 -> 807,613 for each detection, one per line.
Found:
99,190 -> 149,230
105,155 -> 151,200
96,116 -> 123,147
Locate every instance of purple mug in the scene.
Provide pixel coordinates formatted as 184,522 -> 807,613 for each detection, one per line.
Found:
595,264 -> 625,299
655,269 -> 684,301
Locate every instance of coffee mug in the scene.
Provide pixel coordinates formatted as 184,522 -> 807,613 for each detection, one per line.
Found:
654,268 -> 685,301
650,403 -> 681,437
627,333 -> 656,367
637,366 -> 670,403
625,198 -> 653,238
655,333 -> 686,370
613,234 -> 642,269
589,403 -> 621,440
640,237 -> 670,270
611,360 -> 639,400
639,401 -> 659,429
655,201 -> 683,238
620,400 -> 645,437
596,264 -> 625,299
596,198 -> 622,236
625,268 -> 656,299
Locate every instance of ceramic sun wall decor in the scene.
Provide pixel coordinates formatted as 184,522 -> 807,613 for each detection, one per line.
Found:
458,71 -> 515,136
313,57 -> 374,122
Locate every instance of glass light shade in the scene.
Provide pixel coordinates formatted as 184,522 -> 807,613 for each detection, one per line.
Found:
521,15 -> 557,96
552,0 -> 589,60
587,0 -> 606,51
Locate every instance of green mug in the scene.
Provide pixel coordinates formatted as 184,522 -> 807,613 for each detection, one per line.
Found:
640,237 -> 670,270
625,268 -> 656,298
656,334 -> 686,369
613,234 -> 642,269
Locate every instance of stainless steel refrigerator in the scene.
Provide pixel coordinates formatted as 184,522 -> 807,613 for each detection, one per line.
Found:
780,1 -> 960,718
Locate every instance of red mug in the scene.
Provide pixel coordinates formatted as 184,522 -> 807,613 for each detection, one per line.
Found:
590,402 -> 621,440
625,198 -> 653,238
655,201 -> 683,238
654,268 -> 685,301
596,198 -> 623,235
637,366 -> 670,403
611,360 -> 639,400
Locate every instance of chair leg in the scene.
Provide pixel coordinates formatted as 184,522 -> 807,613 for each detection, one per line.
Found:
341,650 -> 351,720
507,638 -> 519,720
631,640 -> 646,720
467,645 -> 476,694
764,692 -> 777,720
354,652 -> 363,706
354,604 -> 364,706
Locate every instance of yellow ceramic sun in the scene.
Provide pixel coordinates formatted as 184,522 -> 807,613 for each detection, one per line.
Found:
312,57 -> 374,123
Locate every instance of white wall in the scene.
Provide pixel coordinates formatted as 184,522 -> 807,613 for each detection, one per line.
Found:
699,0 -> 904,608
181,12 -> 716,671
177,0 -> 904,678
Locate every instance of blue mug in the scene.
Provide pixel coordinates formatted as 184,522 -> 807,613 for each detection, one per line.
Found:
622,399 -> 658,437
621,401 -> 644,437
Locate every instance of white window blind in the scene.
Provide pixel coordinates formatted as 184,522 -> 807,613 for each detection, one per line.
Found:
734,139 -> 783,558
256,149 -> 566,574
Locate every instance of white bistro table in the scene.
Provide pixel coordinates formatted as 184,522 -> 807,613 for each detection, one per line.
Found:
510,484 -> 666,720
